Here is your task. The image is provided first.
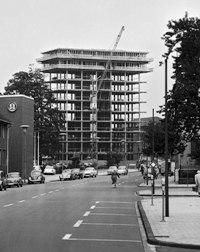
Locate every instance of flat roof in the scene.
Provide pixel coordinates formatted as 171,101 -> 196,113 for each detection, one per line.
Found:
42,47 -> 149,55
0,94 -> 34,100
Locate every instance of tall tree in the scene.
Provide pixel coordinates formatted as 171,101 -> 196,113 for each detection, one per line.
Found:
141,120 -> 179,157
4,68 -> 65,159
161,13 -> 200,152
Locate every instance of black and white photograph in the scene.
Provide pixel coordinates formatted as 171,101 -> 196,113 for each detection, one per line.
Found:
0,0 -> 200,251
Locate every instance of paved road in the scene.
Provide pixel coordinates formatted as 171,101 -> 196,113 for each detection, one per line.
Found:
0,171 -> 149,252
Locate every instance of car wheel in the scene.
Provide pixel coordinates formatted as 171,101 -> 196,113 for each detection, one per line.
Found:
4,185 -> 7,190
17,183 -> 19,187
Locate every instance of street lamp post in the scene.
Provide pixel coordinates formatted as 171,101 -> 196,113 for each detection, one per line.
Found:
165,58 -> 169,217
20,125 -> 30,184
120,139 -> 126,164
60,133 -> 66,173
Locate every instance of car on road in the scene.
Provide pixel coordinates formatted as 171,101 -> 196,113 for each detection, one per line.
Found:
0,170 -> 7,191
107,166 -> 117,175
71,168 -> 84,179
118,165 -> 128,175
43,165 -> 56,175
7,172 -> 23,187
28,169 -> 45,184
59,169 -> 75,180
84,167 -> 98,178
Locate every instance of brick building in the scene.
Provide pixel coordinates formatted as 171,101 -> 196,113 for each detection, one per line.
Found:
0,95 -> 34,179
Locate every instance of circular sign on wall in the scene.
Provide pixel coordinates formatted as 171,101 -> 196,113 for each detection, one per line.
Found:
7,102 -> 17,112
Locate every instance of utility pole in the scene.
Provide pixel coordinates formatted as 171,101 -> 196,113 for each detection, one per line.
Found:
165,58 -> 169,217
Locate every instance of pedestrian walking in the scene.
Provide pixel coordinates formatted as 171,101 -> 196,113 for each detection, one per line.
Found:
111,168 -> 120,188
195,170 -> 200,196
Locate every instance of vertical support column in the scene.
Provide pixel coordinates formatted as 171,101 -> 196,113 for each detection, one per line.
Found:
65,70 -> 68,164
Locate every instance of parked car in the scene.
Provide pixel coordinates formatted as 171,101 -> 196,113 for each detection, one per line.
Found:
7,172 -> 23,187
28,169 -> 45,184
107,166 -> 117,175
71,168 -> 84,179
0,170 -> 7,191
84,167 -> 98,177
43,165 -> 56,175
59,169 -> 75,180
118,165 -> 128,175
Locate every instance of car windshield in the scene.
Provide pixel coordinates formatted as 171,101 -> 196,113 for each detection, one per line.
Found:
31,170 -> 41,176
63,169 -> 70,173
118,166 -> 126,169
109,166 -> 117,170
85,167 -> 93,171
7,173 -> 19,178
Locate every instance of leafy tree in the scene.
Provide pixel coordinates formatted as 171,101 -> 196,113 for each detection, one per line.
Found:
160,12 -> 200,152
4,68 -> 65,159
141,120 -> 179,157
106,152 -> 123,167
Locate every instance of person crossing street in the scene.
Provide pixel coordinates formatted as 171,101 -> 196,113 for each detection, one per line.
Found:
111,168 -> 120,188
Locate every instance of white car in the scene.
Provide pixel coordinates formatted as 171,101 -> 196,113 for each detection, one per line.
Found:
107,166 -> 117,175
84,167 -> 98,177
118,165 -> 128,175
44,165 -> 56,175
59,169 -> 74,180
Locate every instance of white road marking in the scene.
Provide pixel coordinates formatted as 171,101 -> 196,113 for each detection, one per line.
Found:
90,205 -> 96,209
73,220 -> 83,227
97,201 -> 132,204
48,191 -> 53,194
82,222 -> 138,226
64,237 -> 141,243
62,234 -> 72,240
55,189 -> 59,191
90,213 -> 136,216
83,211 -> 90,216
3,204 -> 13,207
96,206 -> 133,209
40,193 -> 46,196
32,195 -> 39,199
96,201 -> 99,204
19,200 -> 25,203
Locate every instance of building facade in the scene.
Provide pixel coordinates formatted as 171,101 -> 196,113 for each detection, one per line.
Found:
38,48 -> 152,163
0,95 -> 34,178
0,115 -> 11,173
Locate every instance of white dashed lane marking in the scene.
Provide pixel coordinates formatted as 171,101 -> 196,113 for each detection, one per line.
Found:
73,220 -> 83,227
19,200 -> 26,203
32,195 -> 39,199
40,193 -> 46,196
83,211 -> 90,216
3,204 -> 13,207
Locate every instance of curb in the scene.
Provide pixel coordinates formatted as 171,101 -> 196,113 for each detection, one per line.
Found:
137,201 -> 200,250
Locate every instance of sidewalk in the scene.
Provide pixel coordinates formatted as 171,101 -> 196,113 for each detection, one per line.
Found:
138,175 -> 200,249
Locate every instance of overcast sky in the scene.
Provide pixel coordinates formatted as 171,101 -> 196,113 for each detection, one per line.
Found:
0,0 -> 200,117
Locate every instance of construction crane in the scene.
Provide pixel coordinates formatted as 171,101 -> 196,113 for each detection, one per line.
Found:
90,26 -> 125,163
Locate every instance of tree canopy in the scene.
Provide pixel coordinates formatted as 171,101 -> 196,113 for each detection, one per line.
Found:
161,13 -> 200,152
4,68 -> 65,159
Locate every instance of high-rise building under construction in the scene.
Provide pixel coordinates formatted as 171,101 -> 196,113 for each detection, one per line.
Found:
37,47 -> 152,163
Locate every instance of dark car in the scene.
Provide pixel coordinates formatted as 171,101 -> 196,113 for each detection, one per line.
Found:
0,170 -> 7,191
28,169 -> 45,184
7,172 -> 23,187
71,168 -> 84,179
